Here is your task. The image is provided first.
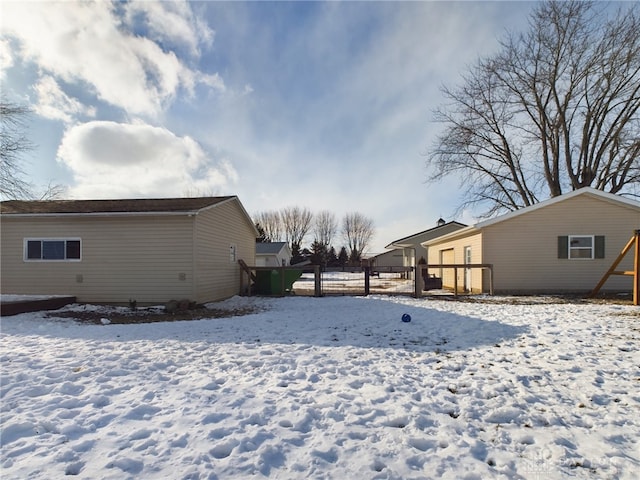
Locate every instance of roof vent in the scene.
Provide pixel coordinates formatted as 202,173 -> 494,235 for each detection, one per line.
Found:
436,218 -> 446,227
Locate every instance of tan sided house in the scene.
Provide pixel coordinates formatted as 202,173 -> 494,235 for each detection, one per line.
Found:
422,188 -> 640,294
385,219 -> 467,274
0,196 -> 258,304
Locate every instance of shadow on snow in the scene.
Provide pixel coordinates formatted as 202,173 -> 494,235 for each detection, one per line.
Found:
2,296 -> 528,353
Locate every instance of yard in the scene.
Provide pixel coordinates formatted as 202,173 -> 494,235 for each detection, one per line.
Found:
1,294 -> 638,479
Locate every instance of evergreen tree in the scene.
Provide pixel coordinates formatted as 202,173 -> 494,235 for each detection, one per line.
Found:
349,249 -> 361,266
337,247 -> 348,267
310,240 -> 328,266
327,246 -> 338,267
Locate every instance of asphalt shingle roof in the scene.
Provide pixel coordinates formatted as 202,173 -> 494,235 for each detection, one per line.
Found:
0,197 -> 235,215
256,242 -> 288,255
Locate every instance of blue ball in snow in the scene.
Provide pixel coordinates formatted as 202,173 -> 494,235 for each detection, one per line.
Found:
402,313 -> 411,323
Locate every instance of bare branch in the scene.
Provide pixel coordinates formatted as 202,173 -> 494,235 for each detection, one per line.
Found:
1,101 -> 35,199
427,1 -> 640,216
313,210 -> 337,247
342,212 -> 374,263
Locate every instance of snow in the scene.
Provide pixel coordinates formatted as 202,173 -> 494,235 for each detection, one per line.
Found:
1,294 -> 638,479
0,294 -> 73,303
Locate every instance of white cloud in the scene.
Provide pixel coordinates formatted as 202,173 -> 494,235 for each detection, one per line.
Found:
32,76 -> 96,124
123,1 -> 214,58
0,38 -> 13,80
1,1 -> 223,118
57,121 -> 238,199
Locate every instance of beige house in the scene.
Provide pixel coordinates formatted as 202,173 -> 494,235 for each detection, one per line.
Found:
385,220 -> 467,273
422,188 -> 640,294
256,242 -> 292,267
0,196 -> 258,304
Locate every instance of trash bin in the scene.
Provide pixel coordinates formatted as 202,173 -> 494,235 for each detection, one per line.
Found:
255,269 -> 303,295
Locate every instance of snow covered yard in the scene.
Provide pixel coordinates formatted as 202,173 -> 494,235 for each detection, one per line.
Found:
1,295 -> 638,479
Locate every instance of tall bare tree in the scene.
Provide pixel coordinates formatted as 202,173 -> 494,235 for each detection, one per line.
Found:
427,1 -> 640,217
1,101 -> 66,200
313,210 -> 338,247
253,210 -> 283,242
1,102 -> 34,199
342,212 -> 374,264
281,206 -> 313,256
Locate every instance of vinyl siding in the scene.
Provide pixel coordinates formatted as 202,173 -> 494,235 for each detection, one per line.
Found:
483,195 -> 639,292
428,233 -> 484,292
1,215 -> 195,303
194,198 -> 257,302
370,250 -> 404,268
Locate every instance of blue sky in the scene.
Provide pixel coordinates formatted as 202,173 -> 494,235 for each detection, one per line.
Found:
1,1 -> 534,253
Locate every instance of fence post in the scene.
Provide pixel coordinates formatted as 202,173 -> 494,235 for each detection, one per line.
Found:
314,265 -> 321,297
454,267 -> 458,298
280,266 -> 285,296
488,265 -> 494,295
364,267 -> 370,295
414,265 -> 423,298
634,230 -> 639,306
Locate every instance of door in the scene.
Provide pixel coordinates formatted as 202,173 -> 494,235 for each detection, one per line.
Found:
464,246 -> 472,293
440,249 -> 455,289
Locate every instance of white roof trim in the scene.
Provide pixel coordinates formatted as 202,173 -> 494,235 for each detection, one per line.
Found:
422,187 -> 640,246
475,187 -> 640,229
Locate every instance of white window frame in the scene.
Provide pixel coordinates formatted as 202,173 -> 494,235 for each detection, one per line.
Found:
568,235 -> 594,260
24,238 -> 82,262
229,244 -> 237,263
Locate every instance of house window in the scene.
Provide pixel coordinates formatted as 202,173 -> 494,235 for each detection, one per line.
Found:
229,244 -> 237,263
569,236 -> 594,259
557,235 -> 605,260
24,239 -> 81,261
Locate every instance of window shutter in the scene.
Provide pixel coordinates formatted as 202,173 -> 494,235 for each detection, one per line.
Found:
594,236 -> 605,258
557,236 -> 568,259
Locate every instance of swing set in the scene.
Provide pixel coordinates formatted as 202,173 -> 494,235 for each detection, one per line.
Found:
589,230 -> 640,305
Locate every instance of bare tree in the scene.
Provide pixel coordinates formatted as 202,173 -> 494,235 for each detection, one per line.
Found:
427,1 -> 640,217
36,182 -> 67,200
254,210 -> 283,242
281,206 -> 313,256
1,101 -> 34,199
1,101 -> 66,200
313,210 -> 338,247
342,212 -> 374,264
182,186 -> 220,197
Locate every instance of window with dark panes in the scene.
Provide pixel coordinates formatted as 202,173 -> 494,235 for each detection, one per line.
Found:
27,240 -> 42,259
42,240 -> 65,259
66,240 -> 81,259
24,239 -> 82,261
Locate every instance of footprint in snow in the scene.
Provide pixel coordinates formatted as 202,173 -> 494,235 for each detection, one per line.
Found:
125,405 -> 161,420
384,417 -> 409,429
408,438 -> 437,452
209,439 -> 238,459
312,448 -> 338,464
64,461 -> 85,476
106,457 -> 144,474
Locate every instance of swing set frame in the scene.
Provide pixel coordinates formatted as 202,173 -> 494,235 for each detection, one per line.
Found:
588,230 -> 640,305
